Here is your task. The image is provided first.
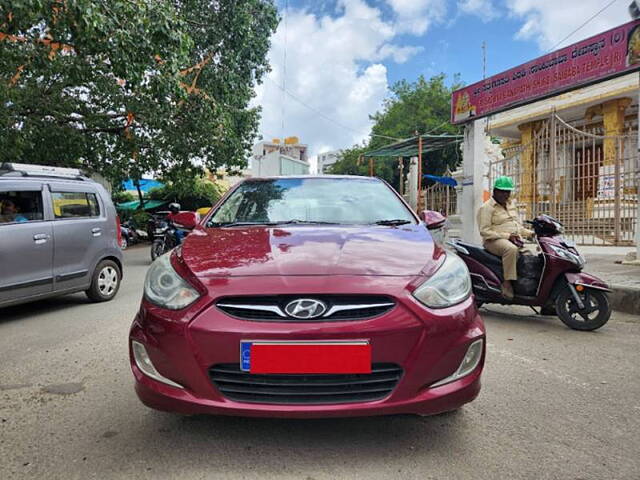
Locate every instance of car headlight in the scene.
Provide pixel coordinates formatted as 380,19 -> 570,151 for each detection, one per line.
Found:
549,245 -> 584,268
144,254 -> 200,310
412,253 -> 471,308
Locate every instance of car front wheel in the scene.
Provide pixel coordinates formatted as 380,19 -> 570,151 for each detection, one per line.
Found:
86,260 -> 121,302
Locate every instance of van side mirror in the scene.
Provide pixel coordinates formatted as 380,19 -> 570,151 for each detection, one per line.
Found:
421,210 -> 446,230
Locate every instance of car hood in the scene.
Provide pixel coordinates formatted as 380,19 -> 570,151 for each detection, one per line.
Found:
180,224 -> 439,277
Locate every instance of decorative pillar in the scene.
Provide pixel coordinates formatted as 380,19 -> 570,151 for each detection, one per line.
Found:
602,97 -> 632,165
518,121 -> 541,216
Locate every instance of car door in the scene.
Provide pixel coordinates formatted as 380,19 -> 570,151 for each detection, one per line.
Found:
49,183 -> 109,292
0,183 -> 54,305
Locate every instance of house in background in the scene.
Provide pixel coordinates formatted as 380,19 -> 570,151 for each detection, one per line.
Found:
317,150 -> 341,174
250,137 -> 310,177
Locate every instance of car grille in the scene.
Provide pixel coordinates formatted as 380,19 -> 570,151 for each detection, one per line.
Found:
209,363 -> 403,405
216,295 -> 395,322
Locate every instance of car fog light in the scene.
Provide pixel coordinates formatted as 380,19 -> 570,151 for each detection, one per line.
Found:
131,340 -> 184,389
429,338 -> 484,388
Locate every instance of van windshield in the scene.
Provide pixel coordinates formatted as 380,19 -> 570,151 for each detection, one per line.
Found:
208,178 -> 416,226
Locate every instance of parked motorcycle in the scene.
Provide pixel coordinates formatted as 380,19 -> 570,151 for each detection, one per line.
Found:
446,214 -> 611,331
119,220 -> 149,250
150,219 -> 177,261
149,210 -> 199,261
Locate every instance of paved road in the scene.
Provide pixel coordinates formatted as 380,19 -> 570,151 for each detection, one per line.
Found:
1,246 -> 639,480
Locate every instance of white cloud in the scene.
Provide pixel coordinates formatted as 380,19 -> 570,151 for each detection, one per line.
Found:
253,0 -> 433,159
458,0 -> 499,22
386,0 -> 448,35
375,44 -> 425,63
506,0 -> 631,51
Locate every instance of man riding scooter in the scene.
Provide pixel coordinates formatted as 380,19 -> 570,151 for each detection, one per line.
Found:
166,202 -> 189,245
449,176 -> 611,331
477,176 -> 534,299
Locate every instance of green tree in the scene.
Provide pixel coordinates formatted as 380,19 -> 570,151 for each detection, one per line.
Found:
0,0 -> 278,187
147,176 -> 225,211
330,74 -> 464,189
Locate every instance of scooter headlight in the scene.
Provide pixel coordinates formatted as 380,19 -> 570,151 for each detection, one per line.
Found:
549,245 -> 584,268
144,254 -> 200,310
412,253 -> 471,308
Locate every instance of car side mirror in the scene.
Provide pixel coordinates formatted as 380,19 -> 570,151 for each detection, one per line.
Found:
171,211 -> 198,230
421,210 -> 446,230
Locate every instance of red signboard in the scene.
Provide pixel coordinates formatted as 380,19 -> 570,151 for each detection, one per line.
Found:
451,20 -> 640,124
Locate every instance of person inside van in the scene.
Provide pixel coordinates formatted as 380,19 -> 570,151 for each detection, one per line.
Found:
0,199 -> 29,223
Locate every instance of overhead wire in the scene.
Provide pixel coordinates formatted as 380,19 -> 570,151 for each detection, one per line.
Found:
267,77 -> 401,141
547,0 -> 620,52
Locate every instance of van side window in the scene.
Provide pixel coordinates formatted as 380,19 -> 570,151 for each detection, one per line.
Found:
0,191 -> 44,223
52,192 -> 101,218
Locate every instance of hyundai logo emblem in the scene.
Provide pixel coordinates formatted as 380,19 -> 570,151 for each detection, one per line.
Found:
284,299 -> 327,319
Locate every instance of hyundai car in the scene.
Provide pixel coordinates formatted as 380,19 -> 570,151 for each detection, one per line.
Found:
129,176 -> 484,418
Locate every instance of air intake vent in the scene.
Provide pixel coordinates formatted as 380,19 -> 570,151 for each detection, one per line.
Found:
209,363 -> 403,405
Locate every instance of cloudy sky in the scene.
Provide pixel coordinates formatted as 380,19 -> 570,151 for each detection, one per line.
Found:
253,0 -> 631,167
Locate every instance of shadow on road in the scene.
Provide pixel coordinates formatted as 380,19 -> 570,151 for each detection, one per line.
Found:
0,294 -> 92,325
479,305 -> 568,331
116,409 -> 469,470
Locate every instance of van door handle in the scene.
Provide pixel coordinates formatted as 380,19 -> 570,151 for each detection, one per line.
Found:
33,233 -> 50,244
91,227 -> 102,237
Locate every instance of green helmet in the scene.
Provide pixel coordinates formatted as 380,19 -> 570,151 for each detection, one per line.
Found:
494,176 -> 515,191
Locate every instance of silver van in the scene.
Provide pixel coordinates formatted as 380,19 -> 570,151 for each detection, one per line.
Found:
0,163 -> 123,308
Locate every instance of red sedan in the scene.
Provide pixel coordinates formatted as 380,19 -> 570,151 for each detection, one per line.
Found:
130,176 -> 485,418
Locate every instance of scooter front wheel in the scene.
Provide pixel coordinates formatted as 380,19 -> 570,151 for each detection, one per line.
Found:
555,288 -> 611,331
151,239 -> 164,261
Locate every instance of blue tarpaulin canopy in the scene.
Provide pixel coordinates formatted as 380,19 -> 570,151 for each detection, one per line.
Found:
122,178 -> 164,193
116,200 -> 167,211
423,174 -> 457,186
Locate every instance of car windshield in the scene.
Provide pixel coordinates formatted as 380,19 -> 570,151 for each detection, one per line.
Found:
207,177 -> 416,226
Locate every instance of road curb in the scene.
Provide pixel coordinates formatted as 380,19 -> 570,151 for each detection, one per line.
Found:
609,284 -> 640,317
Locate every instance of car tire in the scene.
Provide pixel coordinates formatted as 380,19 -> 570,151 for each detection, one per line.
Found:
86,260 -> 121,302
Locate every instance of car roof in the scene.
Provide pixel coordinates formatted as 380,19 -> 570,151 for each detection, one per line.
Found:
0,175 -> 96,185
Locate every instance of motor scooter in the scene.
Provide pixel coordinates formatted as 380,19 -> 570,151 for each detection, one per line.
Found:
446,214 -> 611,331
149,211 -> 199,261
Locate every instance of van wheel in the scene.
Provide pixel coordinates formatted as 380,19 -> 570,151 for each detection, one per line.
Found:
86,260 -> 121,302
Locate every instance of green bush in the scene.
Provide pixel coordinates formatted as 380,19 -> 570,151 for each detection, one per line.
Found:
112,191 -> 135,204
130,210 -> 152,229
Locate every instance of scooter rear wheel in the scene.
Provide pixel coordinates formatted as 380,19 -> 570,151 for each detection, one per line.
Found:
555,288 -> 610,331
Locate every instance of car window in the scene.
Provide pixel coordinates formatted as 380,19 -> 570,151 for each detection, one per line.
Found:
0,190 -> 44,224
52,191 -> 101,219
208,178 -> 416,226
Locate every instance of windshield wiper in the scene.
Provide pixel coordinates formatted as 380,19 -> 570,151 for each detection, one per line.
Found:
374,219 -> 412,226
273,219 -> 337,225
208,219 -> 338,227
208,221 -> 279,227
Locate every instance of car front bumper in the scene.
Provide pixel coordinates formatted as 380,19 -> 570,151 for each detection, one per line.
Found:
129,283 -> 485,418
